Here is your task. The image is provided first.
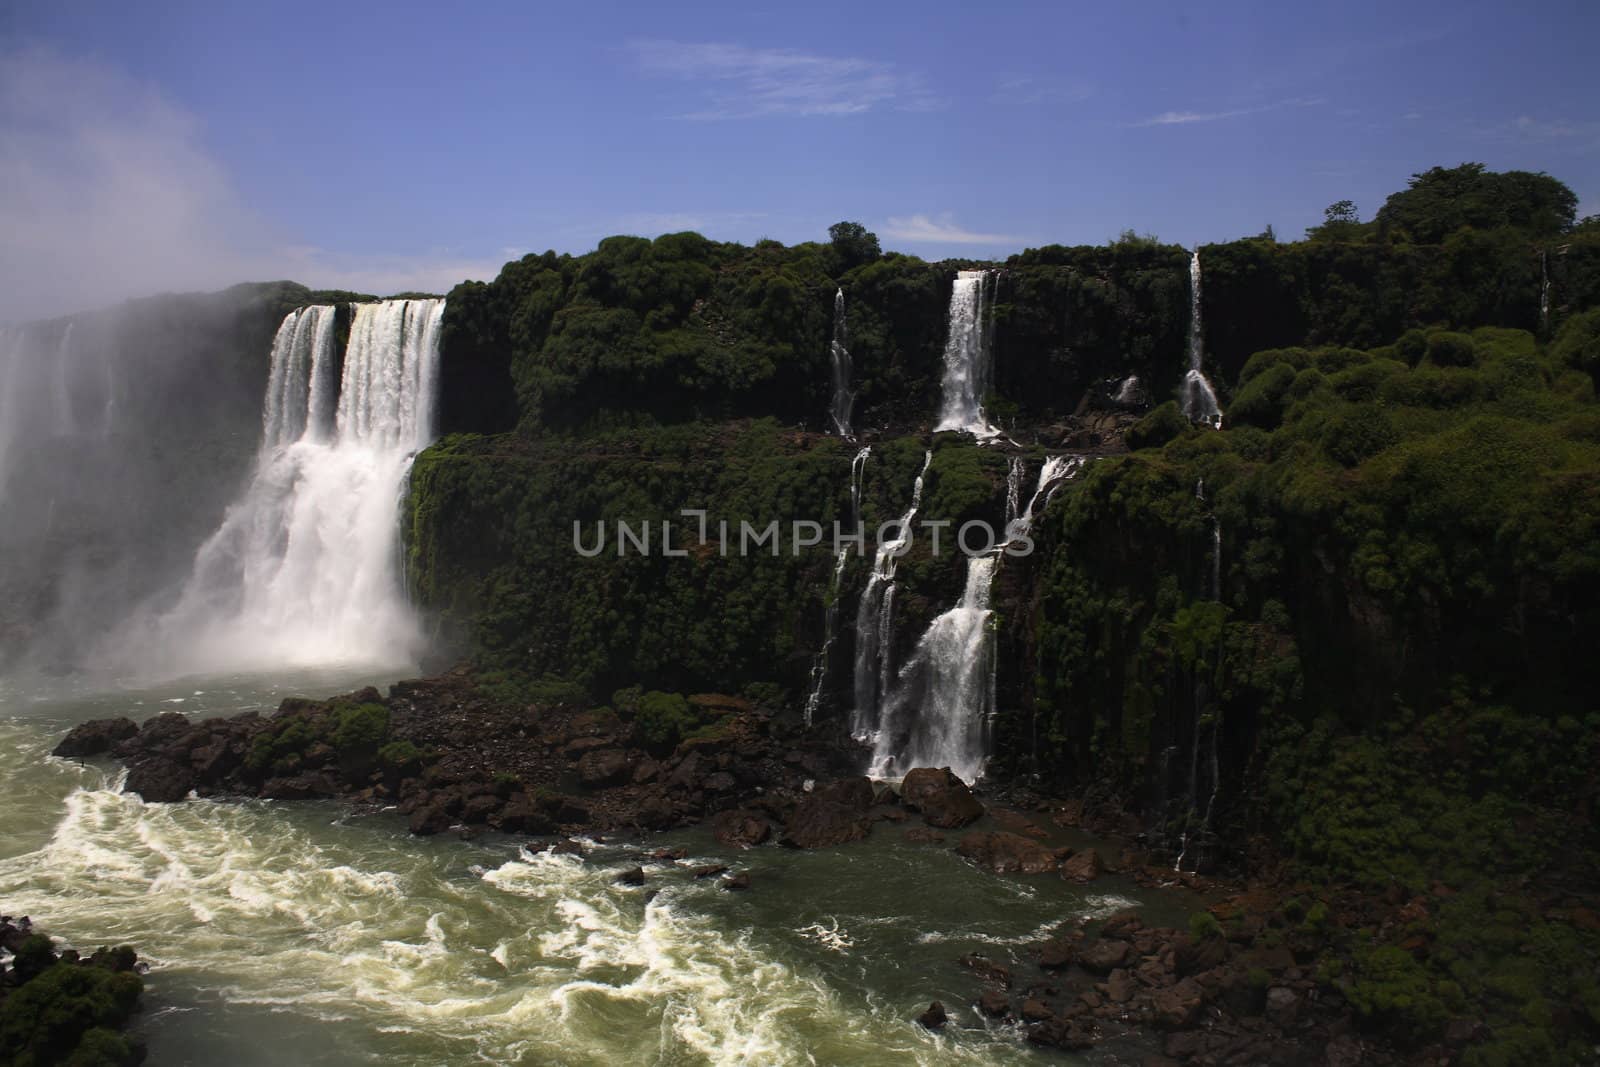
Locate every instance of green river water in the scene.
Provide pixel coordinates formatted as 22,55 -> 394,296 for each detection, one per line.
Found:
0,669 -> 1183,1065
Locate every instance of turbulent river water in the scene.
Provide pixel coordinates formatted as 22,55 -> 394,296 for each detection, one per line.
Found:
1,670 -> 1181,1065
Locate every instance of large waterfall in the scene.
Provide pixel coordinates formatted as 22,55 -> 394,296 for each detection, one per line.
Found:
850,451 -> 932,739
934,271 -> 998,436
142,299 -> 445,677
1181,250 -> 1223,429
866,455 -> 1082,781
827,289 -> 855,437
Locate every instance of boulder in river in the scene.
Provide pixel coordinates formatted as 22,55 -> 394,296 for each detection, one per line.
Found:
899,767 -> 984,828
955,830 -> 1062,874
780,795 -> 873,848
916,1001 -> 948,1030
52,718 -> 139,757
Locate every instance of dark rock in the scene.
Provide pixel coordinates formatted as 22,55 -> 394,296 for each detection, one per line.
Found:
1106,968 -> 1135,1003
978,989 -> 1010,1017
958,953 -> 1013,988
1265,986 -> 1299,1027
1027,1017 -> 1095,1050
554,796 -> 591,824
124,756 -> 196,803
496,794 -> 556,835
577,748 -> 633,788
1038,931 -> 1084,969
711,808 -> 772,849
813,776 -> 876,810
902,827 -> 946,845
649,847 -> 688,864
549,838 -> 584,856
1077,939 -> 1131,974
900,767 -> 984,828
916,1001 -> 948,1030
988,808 -> 1048,838
1021,997 -> 1054,1022
691,864 -> 729,879
53,718 -> 139,757
126,711 -> 191,753
1175,934 -> 1228,976
956,830 -> 1060,874
703,771 -> 737,793
260,772 -> 338,800
1060,849 -> 1103,884
781,796 -> 872,848
722,871 -> 752,891
408,802 -> 455,836
1149,978 -> 1204,1028
615,866 -> 645,886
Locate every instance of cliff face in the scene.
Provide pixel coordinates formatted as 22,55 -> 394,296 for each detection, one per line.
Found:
408,232 -> 1600,874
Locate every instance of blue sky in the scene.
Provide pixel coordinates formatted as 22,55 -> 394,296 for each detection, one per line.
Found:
2,0 -> 1597,317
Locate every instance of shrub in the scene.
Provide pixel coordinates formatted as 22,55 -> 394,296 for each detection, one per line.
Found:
634,691 -> 699,749
1229,362 -> 1298,428
331,703 -> 389,752
1424,331 -> 1478,368
1125,401 -> 1186,449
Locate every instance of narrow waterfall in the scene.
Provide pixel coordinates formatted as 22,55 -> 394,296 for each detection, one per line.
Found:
868,455 -> 1082,781
934,271 -> 998,436
1182,250 -> 1223,429
1541,250 -> 1551,332
850,450 -> 933,739
146,298 -> 445,676
804,445 -> 871,724
827,289 -> 855,437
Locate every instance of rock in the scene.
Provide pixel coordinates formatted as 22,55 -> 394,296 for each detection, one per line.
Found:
649,847 -> 688,864
978,989 -> 1010,1017
1100,910 -> 1144,939
958,953 -> 1013,988
1175,934 -> 1228,976
496,794 -> 556,835
577,748 -> 633,787
615,866 -> 646,887
1149,978 -> 1204,1029
711,808 -> 772,849
53,717 -> 139,757
955,830 -> 1061,874
632,759 -> 661,784
1106,968 -> 1135,1003
127,711 -> 192,753
916,1001 -> 948,1030
813,776 -> 876,810
1021,997 -> 1054,1022
1265,986 -> 1298,1027
462,793 -> 503,823
1038,931 -> 1083,969
900,767 -> 984,828
902,827 -> 946,845
1060,849 -> 1103,884
722,871 -> 752,891
989,808 -> 1048,838
549,839 -> 584,856
703,771 -> 737,793
1027,1017 -> 1095,1050
260,772 -> 337,800
690,864 -> 729,879
781,796 -> 872,848
408,802 -> 455,836
123,756 -> 196,803
1324,1034 -> 1364,1067
1077,939 -> 1131,974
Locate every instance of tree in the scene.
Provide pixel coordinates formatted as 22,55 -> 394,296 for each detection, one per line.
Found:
827,221 -> 881,271
1325,200 -> 1359,224
1375,163 -> 1577,243
1306,200 -> 1367,242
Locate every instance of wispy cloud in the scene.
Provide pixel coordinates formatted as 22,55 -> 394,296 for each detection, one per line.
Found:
882,214 -> 1023,246
1509,115 -> 1600,144
991,76 -> 1094,107
627,39 -> 936,119
1132,97 -> 1321,127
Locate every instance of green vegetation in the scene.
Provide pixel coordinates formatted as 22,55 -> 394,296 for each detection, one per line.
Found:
0,935 -> 143,1067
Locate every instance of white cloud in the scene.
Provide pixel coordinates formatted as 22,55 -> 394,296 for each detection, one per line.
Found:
627,39 -> 936,119
1132,97 -> 1320,127
881,213 -> 1023,246
0,47 -> 509,321
1511,115 -> 1600,143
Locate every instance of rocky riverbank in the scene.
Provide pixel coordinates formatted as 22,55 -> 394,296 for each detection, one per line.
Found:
0,917 -> 146,1066
51,670 -> 1593,1065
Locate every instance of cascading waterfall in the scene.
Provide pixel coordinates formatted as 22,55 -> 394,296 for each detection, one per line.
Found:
867,455 -> 1082,781
1174,477 -> 1224,872
849,451 -> 932,739
827,289 -> 855,437
143,299 -> 444,676
934,271 -> 998,436
804,446 -> 871,724
1181,250 -> 1223,429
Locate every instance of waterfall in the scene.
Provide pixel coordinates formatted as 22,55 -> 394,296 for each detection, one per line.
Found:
804,445 -> 871,724
850,450 -> 932,738
934,271 -> 998,436
867,455 -> 1082,781
1541,250 -> 1551,332
144,298 -> 445,676
827,289 -> 855,437
1182,250 -> 1223,429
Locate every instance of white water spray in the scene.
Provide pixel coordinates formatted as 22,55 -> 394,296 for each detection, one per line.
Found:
1181,251 -> 1222,429
804,446 -> 871,724
934,272 -> 998,436
140,299 -> 445,677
